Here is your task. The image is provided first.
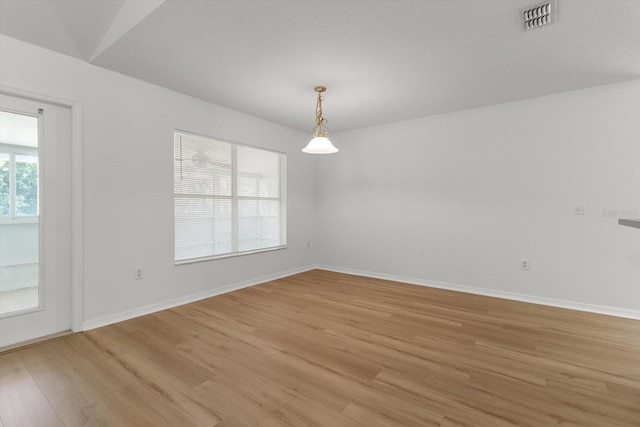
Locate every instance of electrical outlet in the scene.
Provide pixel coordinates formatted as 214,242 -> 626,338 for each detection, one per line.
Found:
134,266 -> 144,280
520,259 -> 530,270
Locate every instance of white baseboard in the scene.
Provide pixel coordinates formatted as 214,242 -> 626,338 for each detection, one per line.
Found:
82,265 -> 317,331
83,264 -> 640,330
317,265 -> 640,320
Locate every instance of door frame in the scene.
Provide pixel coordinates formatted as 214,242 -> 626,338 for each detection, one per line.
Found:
1,85 -> 84,333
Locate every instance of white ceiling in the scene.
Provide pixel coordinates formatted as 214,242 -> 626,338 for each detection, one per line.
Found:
1,0 -> 639,133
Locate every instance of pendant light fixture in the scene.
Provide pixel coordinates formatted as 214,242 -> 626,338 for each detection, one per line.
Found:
302,86 -> 339,154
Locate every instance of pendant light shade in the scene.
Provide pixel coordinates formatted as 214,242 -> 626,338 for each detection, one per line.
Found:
302,136 -> 338,154
302,86 -> 339,154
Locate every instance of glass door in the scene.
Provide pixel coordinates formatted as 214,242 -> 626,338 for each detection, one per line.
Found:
0,93 -> 71,348
0,110 -> 40,315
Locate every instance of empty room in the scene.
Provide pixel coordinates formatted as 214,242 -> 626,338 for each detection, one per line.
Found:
0,0 -> 639,426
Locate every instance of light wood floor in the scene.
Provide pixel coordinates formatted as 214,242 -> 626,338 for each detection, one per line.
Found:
1,270 -> 639,426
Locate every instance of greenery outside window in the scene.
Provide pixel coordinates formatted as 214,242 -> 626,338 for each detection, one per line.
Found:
0,145 -> 39,223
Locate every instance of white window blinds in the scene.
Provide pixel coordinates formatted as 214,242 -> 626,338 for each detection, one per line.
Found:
174,131 -> 286,263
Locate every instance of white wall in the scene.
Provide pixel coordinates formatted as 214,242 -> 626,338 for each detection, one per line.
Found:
317,80 -> 640,313
0,35 -> 317,326
1,34 -> 638,326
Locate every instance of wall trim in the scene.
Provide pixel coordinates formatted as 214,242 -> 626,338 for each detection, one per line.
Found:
317,265 -> 640,320
82,265 -> 317,331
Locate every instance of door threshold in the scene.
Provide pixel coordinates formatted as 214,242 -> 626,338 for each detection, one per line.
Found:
0,330 -> 74,355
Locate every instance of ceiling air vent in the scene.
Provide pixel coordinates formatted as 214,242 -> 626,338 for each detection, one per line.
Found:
523,0 -> 556,30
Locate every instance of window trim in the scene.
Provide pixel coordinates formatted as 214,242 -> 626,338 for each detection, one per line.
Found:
173,130 -> 287,265
174,245 -> 288,266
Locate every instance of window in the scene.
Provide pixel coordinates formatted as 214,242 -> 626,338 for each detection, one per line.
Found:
0,146 -> 39,222
174,131 -> 286,263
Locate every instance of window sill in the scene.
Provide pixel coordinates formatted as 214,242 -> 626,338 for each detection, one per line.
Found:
175,245 -> 287,266
0,217 -> 39,225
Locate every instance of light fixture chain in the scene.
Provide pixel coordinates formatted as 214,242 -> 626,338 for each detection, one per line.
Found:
316,92 -> 323,126
302,85 -> 338,153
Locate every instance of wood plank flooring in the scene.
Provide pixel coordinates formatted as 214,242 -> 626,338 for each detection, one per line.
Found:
1,269 -> 639,426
